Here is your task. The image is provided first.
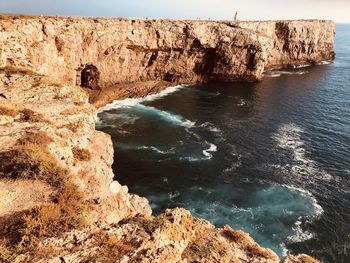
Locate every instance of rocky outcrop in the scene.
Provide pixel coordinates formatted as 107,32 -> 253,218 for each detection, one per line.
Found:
0,68 -> 151,228
0,66 -> 321,263
0,16 -> 334,92
0,15 -> 331,262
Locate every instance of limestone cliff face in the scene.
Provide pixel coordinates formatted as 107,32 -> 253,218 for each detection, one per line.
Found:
0,70 -> 151,228
0,16 -> 330,262
0,16 -> 335,91
0,68 -> 321,263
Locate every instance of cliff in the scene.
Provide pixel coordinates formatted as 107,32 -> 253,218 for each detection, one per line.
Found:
0,15 -> 333,262
0,16 -> 335,105
0,69 -> 320,263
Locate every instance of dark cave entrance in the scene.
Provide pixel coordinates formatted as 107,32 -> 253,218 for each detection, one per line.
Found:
80,64 -> 100,90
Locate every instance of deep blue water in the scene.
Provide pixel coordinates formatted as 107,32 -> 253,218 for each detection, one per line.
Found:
97,24 -> 350,263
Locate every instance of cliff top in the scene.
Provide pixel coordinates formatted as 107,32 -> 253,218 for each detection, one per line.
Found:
0,13 -> 333,23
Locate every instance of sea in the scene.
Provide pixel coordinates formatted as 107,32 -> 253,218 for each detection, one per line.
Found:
96,24 -> 350,263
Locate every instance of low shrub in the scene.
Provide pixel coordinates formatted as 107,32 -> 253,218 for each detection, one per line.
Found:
72,147 -> 91,162
0,144 -> 67,188
89,231 -> 135,262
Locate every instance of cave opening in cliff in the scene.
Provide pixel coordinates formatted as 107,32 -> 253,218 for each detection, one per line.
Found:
81,64 -> 101,90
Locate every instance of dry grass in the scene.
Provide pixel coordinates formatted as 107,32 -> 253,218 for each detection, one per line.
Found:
62,119 -> 84,133
89,231 -> 135,262
0,144 -> 88,261
182,232 -> 227,260
221,226 -> 276,260
0,105 -> 18,117
19,109 -> 49,123
17,182 -> 87,250
72,147 -> 91,162
0,247 -> 13,262
16,131 -> 53,147
297,254 -> 320,263
0,144 -> 67,188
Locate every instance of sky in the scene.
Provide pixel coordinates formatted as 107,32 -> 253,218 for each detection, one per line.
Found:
0,0 -> 349,23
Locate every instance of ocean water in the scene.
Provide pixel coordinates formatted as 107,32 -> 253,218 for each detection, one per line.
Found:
97,24 -> 350,262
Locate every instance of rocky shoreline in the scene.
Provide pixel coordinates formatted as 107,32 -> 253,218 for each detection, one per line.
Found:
0,15 -> 335,262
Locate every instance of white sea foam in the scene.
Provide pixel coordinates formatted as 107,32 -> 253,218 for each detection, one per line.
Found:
281,184 -> 324,217
264,70 -> 308,78
264,72 -> 281,78
97,86 -> 195,128
280,243 -> 289,257
237,99 -> 247,106
287,219 -> 314,243
292,64 -> 312,69
169,191 -> 180,200
179,141 -> 217,162
317,61 -> 332,65
273,123 -> 334,181
276,70 -> 309,75
200,122 -> 221,133
137,146 -> 173,155
98,85 -> 185,113
202,142 -> 217,158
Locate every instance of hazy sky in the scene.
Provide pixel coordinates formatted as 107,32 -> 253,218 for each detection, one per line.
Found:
0,0 -> 349,23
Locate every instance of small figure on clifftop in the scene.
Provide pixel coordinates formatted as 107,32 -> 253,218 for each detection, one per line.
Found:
234,11 -> 238,22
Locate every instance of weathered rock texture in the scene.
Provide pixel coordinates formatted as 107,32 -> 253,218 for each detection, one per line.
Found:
0,67 -> 321,263
0,16 -> 335,90
0,15 -> 331,262
13,208 -> 320,263
0,69 -> 151,228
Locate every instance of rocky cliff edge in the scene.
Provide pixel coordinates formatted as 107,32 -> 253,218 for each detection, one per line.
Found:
0,15 -> 331,262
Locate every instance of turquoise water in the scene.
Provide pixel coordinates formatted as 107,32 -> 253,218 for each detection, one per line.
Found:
97,24 -> 350,262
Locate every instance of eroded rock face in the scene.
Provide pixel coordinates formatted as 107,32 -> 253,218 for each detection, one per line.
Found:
0,16 -> 330,262
0,69 -> 151,228
13,208 -> 321,263
0,68 -> 321,263
0,16 -> 335,90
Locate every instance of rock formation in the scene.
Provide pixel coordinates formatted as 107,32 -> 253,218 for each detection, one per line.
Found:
0,15 -> 334,262
0,16 -> 335,104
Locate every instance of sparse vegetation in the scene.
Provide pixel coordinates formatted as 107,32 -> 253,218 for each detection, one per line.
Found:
16,131 -> 53,147
0,144 -> 88,262
62,119 -> 84,133
0,105 -> 18,117
89,231 -> 135,262
0,247 -> 13,262
19,109 -> 49,123
221,226 -> 276,259
72,147 -> 91,162
0,144 -> 66,188
182,232 -> 227,260
17,182 -> 87,250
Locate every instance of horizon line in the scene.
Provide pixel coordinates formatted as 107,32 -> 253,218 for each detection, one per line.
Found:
1,12 -> 349,24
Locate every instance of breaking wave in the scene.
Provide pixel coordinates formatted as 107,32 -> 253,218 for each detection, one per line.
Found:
264,70 -> 309,77
273,123 -> 334,181
98,85 -> 185,113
